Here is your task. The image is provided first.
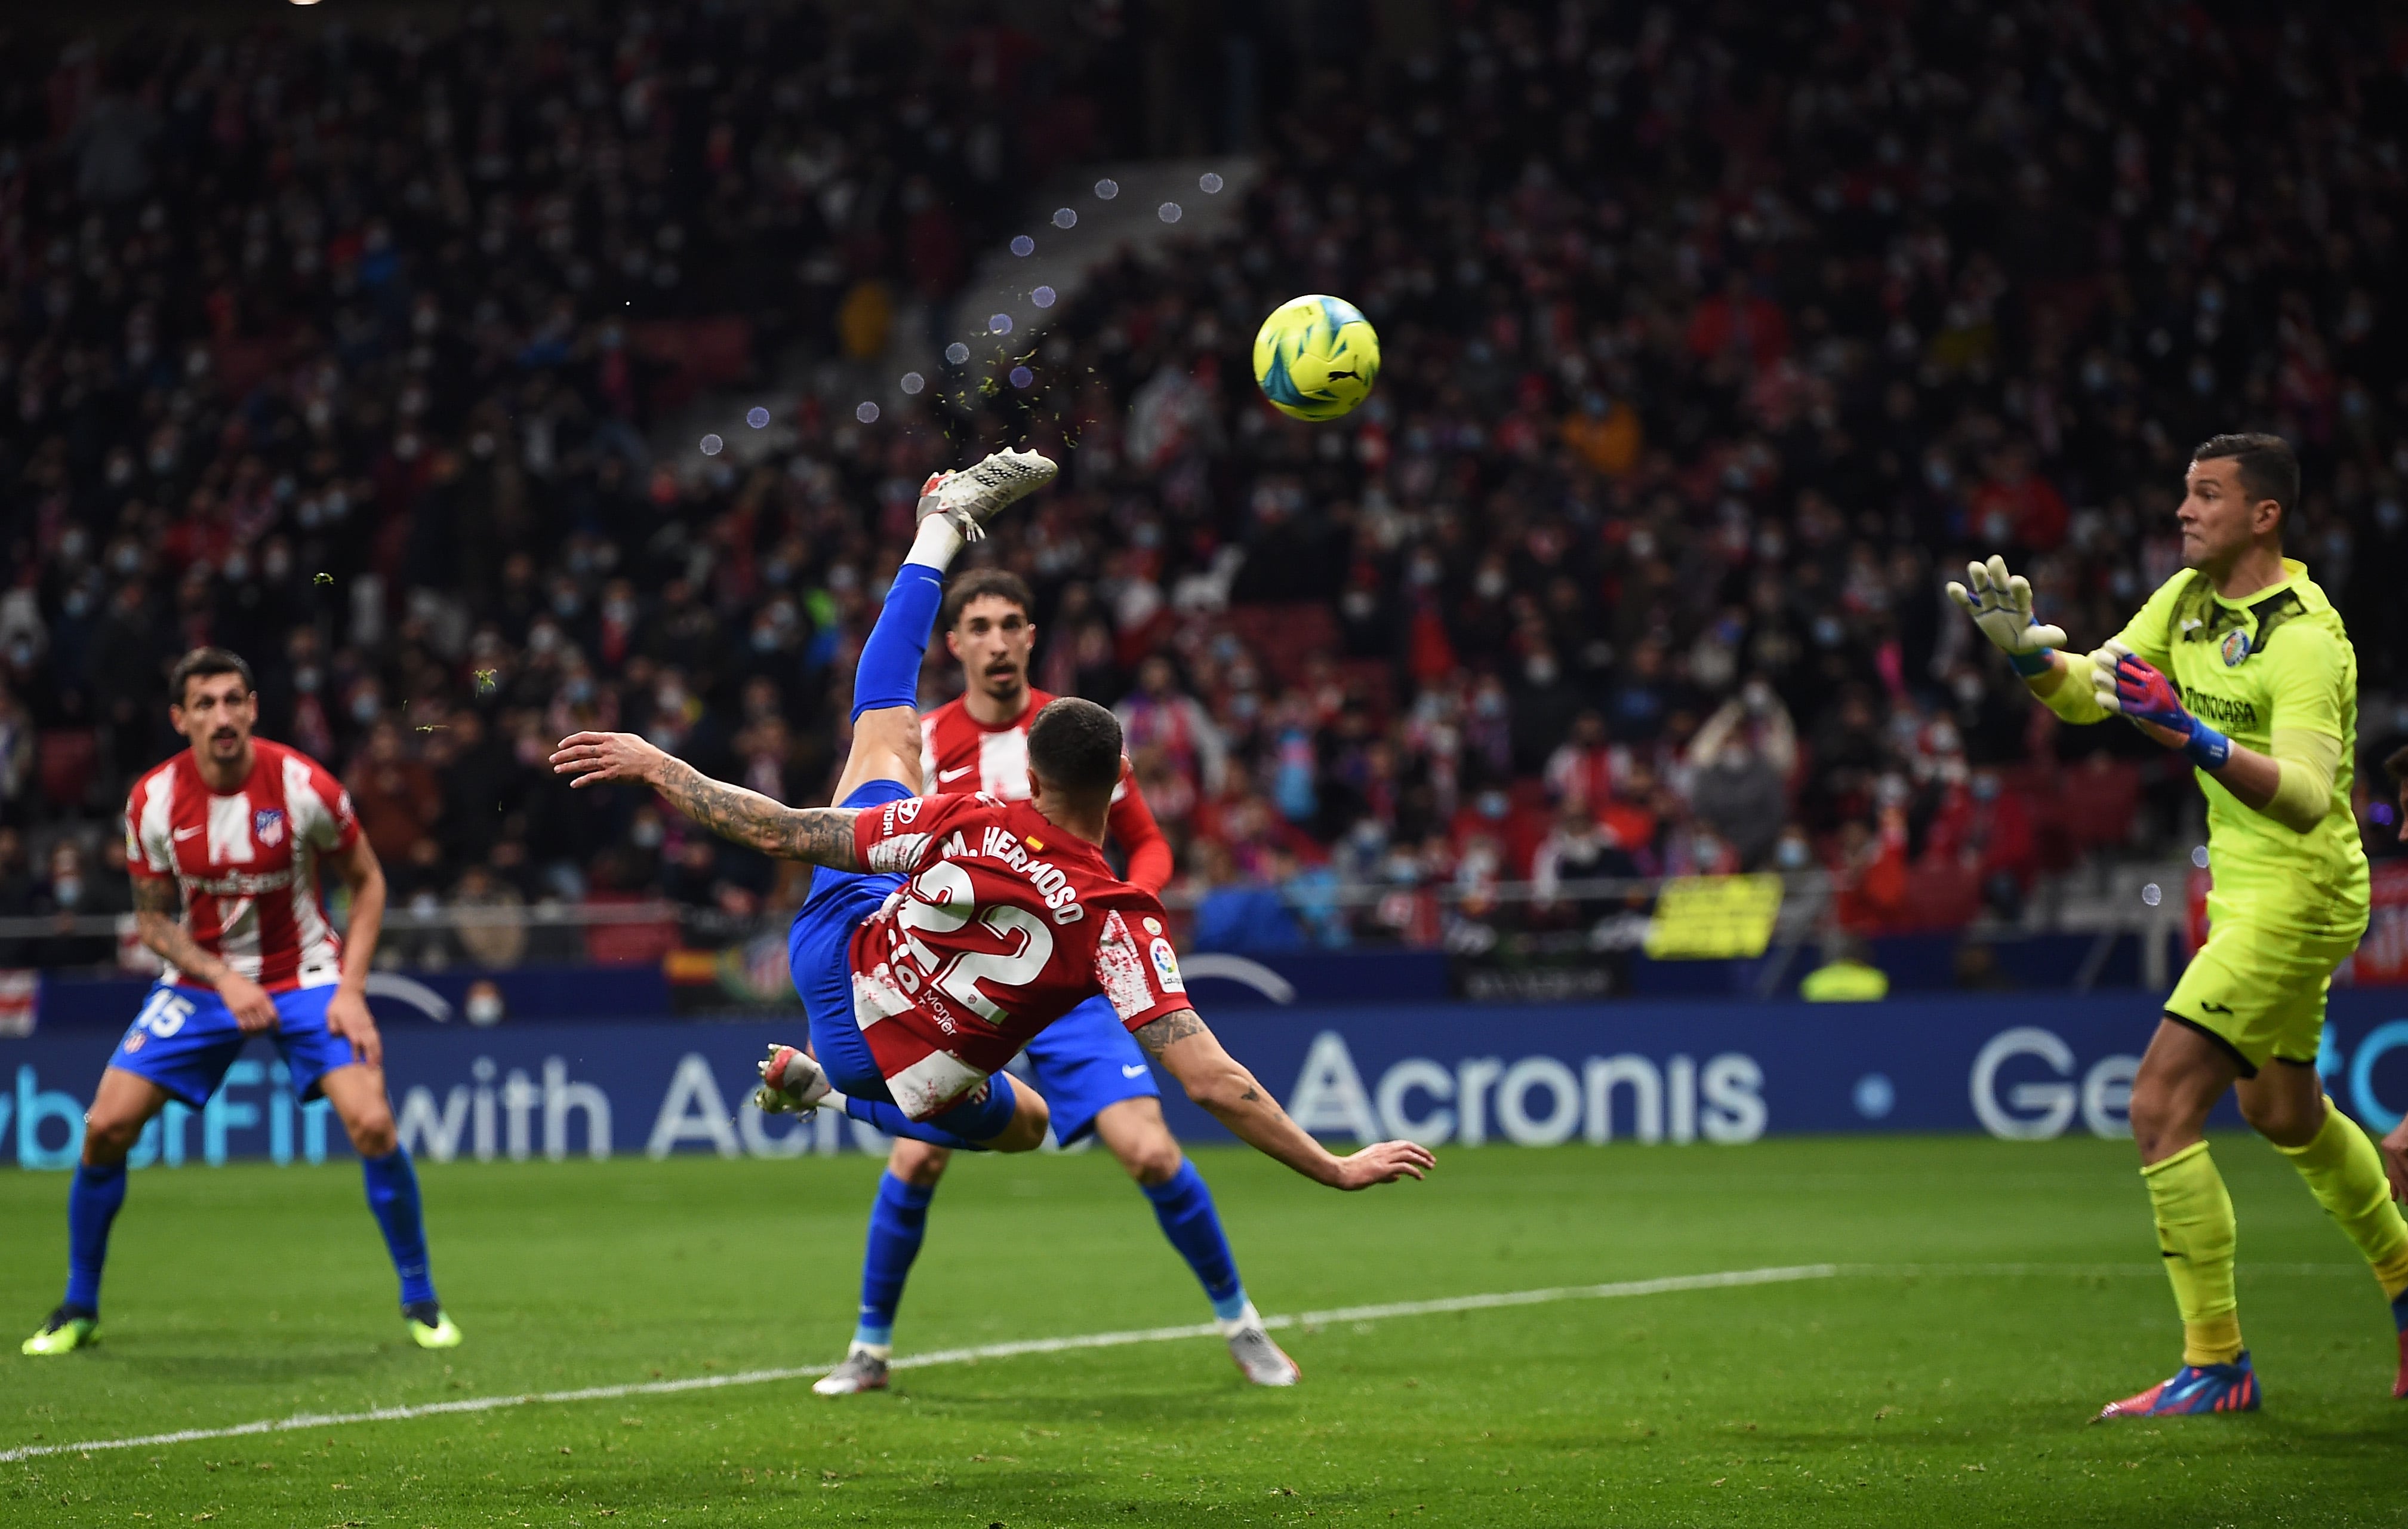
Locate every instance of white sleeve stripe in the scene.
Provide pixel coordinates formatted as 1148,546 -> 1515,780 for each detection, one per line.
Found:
137,770 -> 175,874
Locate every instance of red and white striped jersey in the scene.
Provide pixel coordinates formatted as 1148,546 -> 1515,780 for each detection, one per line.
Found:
919,688 -> 1174,893
124,739 -> 361,991
847,791 -> 1191,1119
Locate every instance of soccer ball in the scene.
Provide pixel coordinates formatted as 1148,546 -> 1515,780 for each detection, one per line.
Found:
1252,295 -> 1381,422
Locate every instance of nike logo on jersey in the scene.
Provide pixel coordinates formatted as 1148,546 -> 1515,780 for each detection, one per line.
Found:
2197,1001 -> 2234,1015
938,765 -> 975,783
173,826 -> 202,840
1122,1063 -> 1150,1078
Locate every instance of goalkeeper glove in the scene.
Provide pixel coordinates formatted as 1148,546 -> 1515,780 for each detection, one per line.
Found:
2090,640 -> 2231,770
1945,555 -> 2067,677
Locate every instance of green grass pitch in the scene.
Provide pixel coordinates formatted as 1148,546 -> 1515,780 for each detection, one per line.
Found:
4,1135 -> 2403,1527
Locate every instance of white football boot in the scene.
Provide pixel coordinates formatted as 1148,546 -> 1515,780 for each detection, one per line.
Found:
915,448 -> 1057,544
752,1044 -> 832,1115
1221,1304 -> 1301,1386
813,1344 -> 891,1396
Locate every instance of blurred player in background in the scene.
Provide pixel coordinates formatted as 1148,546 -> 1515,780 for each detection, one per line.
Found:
22,648 -> 459,1356
797,566 -> 1297,1395
1951,434 -> 2406,1413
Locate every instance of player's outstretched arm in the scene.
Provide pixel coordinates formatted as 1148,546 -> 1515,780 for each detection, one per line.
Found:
1132,1010 -> 1434,1190
1945,555 -> 2110,724
550,731 -> 864,869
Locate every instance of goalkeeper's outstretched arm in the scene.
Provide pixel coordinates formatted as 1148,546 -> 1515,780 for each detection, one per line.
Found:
1946,559 -> 2330,833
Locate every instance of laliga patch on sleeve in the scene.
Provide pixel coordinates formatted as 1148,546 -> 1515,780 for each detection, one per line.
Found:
1148,937 -> 1185,993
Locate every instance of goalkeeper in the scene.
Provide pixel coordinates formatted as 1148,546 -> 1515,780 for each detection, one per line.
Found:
1950,432 -> 2403,1417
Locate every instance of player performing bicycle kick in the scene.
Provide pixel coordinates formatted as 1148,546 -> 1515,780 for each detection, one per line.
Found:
549,450 -> 1430,1182
787,564 -> 1302,1393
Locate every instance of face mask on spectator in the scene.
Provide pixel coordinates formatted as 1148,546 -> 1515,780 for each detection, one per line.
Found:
465,986 -> 505,1026
1525,653 -> 1558,687
1972,774 -> 2000,802
630,815 -> 664,850
53,876 -> 81,908
1775,836 -> 1812,870
350,691 -> 380,724
1476,566 -> 1507,599
294,665 -> 320,694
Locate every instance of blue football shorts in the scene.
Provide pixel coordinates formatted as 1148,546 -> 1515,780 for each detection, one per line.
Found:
1020,996 -> 1160,1146
108,981 -> 359,1107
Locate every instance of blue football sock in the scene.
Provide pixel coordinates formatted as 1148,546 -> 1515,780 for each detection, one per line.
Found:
837,1092 -> 990,1152
854,1173 -> 938,1348
1140,1161 -> 1248,1321
851,562 -> 946,721
360,1147 -> 438,1309
63,1160 -> 130,1315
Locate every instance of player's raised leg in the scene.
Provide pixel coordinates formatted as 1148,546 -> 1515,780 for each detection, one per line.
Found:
772,448 -> 1062,1153
2097,1019 -> 2257,1419
22,1067 -> 168,1355
814,1141 -> 950,1395
1090,1097 -> 1299,1385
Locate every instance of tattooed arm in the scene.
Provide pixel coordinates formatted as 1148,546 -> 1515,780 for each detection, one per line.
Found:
133,878 -> 278,1032
550,731 -> 864,869
1132,1009 -> 1435,1189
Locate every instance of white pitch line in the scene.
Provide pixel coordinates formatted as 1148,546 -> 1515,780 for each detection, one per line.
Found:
0,1263 -> 1838,1465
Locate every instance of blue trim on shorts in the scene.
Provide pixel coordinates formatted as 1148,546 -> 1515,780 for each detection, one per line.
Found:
1023,995 -> 1159,1146
108,982 -> 358,1109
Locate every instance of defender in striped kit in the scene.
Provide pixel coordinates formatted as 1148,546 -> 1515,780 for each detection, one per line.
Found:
22,648 -> 460,1356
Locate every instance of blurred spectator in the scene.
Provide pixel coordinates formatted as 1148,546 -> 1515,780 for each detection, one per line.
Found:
1688,736 -> 1789,871
450,864 -> 528,971
34,839 -> 127,970
1924,769 -> 2040,920
348,721 -> 442,864
1117,657 -> 1228,801
0,827 -> 34,967
1188,840 -> 1302,954
1801,933 -> 1890,1002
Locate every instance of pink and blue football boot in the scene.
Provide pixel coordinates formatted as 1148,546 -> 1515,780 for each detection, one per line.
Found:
2094,1352 -> 2260,1420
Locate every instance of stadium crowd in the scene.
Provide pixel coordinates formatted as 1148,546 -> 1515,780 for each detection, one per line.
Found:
3,1 -> 2406,968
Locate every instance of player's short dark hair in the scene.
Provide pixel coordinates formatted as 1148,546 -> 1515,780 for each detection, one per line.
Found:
2385,743 -> 2408,784
941,568 -> 1034,631
1026,697 -> 1123,800
168,647 -> 255,705
2192,433 -> 2299,527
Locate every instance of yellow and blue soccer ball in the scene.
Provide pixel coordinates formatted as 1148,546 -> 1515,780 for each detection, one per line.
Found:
1252,294 -> 1380,422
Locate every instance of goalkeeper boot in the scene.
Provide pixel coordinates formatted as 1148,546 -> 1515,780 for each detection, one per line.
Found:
916,450 -> 1057,545
754,1044 -> 832,1115
21,1305 -> 97,1356
2094,1352 -> 2258,1420
812,1344 -> 891,1396
405,1302 -> 463,1349
1221,1306 -> 1301,1387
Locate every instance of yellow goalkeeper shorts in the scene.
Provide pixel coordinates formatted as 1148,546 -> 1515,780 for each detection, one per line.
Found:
2163,913 -> 2364,1074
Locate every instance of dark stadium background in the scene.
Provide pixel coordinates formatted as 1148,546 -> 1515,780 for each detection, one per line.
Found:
1,0 -> 2404,1004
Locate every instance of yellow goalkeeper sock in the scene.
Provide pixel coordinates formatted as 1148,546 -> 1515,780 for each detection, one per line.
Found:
2274,1099 -> 2408,1302
2143,1142 -> 2243,1367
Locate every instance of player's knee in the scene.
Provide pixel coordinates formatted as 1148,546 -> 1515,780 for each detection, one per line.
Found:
1117,1132 -> 1184,1187
889,1139 -> 952,1186
344,1106 -> 399,1158
81,1113 -> 144,1164
2237,1087 -> 2319,1147
984,1090 -> 1050,1153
